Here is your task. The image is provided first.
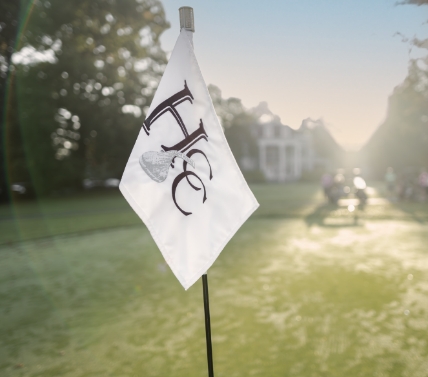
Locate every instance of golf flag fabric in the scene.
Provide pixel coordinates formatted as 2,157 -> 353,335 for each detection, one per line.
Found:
120,29 -> 259,290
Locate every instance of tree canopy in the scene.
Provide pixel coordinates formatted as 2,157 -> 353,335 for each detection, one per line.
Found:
361,0 -> 428,177
4,0 -> 169,196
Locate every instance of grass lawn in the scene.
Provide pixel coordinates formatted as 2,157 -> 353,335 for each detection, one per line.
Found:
1,183 -> 428,376
2,182 -> 428,245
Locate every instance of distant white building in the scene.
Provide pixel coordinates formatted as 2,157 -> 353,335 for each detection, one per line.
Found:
239,118 -> 341,182
257,122 -> 302,181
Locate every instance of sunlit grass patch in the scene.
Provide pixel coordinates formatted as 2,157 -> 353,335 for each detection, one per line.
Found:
1,183 -> 428,376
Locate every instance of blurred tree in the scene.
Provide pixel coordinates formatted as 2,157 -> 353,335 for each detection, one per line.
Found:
299,118 -> 344,172
0,0 -> 21,200
208,84 -> 259,168
361,0 -> 428,177
400,0 -> 428,4
209,84 -> 249,129
9,0 -> 169,194
362,59 -> 428,176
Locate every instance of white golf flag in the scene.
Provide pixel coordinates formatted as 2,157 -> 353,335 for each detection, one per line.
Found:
120,29 -> 259,289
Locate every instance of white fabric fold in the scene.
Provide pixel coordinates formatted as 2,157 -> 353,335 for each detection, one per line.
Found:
120,29 -> 259,290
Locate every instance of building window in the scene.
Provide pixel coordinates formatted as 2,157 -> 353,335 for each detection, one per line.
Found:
286,146 -> 295,176
266,145 -> 280,170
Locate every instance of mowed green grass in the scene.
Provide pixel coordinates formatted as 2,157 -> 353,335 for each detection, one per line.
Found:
0,184 -> 324,245
2,182 -> 427,245
1,183 -> 428,377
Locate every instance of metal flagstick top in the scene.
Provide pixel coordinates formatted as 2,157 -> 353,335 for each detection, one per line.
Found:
179,6 -> 195,32
178,9 -> 213,375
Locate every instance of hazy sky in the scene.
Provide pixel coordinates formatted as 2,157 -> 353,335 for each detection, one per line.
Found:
159,0 -> 428,150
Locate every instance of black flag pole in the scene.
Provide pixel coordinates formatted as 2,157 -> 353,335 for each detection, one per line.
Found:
178,7 -> 214,377
202,274 -> 214,377
179,7 -> 214,376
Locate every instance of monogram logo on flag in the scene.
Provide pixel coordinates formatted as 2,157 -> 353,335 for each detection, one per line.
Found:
140,81 -> 213,216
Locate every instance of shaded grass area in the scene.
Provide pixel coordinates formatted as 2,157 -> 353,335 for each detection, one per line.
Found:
0,183 -> 322,245
1,183 -> 428,376
0,191 -> 141,245
2,182 -> 428,245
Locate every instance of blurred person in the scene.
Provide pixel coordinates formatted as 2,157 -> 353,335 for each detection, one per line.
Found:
385,167 -> 396,194
321,172 -> 333,200
418,168 -> 428,201
327,169 -> 346,204
352,168 -> 367,206
334,169 -> 346,185
397,170 -> 416,201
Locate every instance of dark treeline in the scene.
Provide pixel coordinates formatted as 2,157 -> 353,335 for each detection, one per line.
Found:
1,0 -> 170,199
0,1 -> 20,200
361,58 -> 428,177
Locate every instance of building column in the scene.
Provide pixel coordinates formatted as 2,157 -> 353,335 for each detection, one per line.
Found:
279,143 -> 286,181
295,142 -> 301,179
259,143 -> 265,175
